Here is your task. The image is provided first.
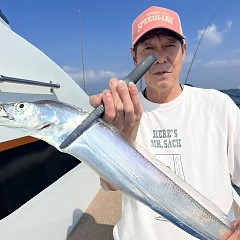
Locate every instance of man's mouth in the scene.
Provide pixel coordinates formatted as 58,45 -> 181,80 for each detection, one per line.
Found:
154,71 -> 170,76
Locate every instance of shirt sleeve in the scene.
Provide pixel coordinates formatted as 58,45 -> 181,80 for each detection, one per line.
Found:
226,95 -> 240,187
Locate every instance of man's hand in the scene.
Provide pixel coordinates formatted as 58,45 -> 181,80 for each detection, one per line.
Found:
89,78 -> 143,136
221,219 -> 240,239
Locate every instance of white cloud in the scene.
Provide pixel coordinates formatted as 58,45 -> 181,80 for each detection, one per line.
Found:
62,66 -> 112,82
198,20 -> 232,46
99,70 -> 116,78
205,59 -> 240,68
224,20 -> 232,33
86,70 -> 97,80
63,66 -> 130,82
198,24 -> 223,45
182,60 -> 240,90
62,65 -> 131,94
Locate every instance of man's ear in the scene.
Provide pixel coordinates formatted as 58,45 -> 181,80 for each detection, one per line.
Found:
131,48 -> 137,66
182,43 -> 187,59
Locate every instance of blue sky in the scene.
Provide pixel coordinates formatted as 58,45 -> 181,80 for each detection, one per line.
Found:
1,0 -> 240,94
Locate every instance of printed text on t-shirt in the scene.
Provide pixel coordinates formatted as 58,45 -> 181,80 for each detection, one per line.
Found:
151,129 -> 182,148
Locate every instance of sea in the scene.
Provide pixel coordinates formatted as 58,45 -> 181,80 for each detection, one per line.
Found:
219,88 -> 240,108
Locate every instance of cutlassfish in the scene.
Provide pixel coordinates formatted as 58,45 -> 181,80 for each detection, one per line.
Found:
0,100 -> 232,239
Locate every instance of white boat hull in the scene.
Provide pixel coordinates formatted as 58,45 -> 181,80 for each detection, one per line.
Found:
0,19 -> 100,239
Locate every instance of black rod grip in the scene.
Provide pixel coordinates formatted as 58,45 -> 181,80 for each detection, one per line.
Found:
59,53 -> 156,149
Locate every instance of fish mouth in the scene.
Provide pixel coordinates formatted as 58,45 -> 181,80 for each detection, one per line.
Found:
0,106 -> 14,121
39,123 -> 53,130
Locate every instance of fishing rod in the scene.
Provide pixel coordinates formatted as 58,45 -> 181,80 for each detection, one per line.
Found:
59,53 -> 157,149
184,7 -> 223,85
78,9 -> 86,92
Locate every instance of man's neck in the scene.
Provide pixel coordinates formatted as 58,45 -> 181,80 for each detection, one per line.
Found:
142,84 -> 183,103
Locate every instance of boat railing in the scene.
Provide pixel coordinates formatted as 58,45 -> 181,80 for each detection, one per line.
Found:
0,75 -> 60,90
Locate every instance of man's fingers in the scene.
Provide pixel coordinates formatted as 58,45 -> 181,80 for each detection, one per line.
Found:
102,89 -> 117,123
116,80 -> 135,124
231,219 -> 240,239
89,94 -> 102,108
129,82 -> 143,121
89,78 -> 143,132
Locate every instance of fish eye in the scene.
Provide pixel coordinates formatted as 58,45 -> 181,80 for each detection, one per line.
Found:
15,103 -> 28,112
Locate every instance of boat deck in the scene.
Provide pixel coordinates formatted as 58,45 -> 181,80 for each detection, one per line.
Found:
67,189 -> 121,240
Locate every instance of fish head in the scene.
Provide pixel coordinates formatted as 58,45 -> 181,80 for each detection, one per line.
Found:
0,101 -> 53,130
0,100 -> 86,149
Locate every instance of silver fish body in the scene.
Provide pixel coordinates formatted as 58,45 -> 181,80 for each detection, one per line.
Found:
0,100 -> 232,239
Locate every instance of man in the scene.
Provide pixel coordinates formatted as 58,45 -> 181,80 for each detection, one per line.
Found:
90,6 -> 240,239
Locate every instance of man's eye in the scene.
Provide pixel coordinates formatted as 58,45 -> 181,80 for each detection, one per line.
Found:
166,44 -> 176,48
144,46 -> 153,50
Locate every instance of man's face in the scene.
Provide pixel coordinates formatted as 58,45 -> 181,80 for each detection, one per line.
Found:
131,32 -> 186,92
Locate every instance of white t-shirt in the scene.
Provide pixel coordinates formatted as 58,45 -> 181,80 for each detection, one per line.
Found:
113,86 -> 240,240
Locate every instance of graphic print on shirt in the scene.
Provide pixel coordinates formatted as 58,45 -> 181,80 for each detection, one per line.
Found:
155,154 -> 185,180
150,128 -> 185,221
151,128 -> 182,149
